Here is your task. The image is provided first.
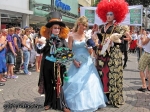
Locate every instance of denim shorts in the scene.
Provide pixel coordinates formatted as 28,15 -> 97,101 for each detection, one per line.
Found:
6,52 -> 15,64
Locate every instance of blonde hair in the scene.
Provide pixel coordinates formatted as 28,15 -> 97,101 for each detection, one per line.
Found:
73,16 -> 88,32
24,28 -> 30,35
120,25 -> 130,34
8,28 -> 14,34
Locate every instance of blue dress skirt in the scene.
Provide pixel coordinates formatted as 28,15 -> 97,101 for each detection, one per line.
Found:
63,40 -> 108,112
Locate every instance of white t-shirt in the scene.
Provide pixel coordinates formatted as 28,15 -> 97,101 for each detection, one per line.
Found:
132,33 -> 138,40
144,34 -> 150,53
137,35 -> 143,47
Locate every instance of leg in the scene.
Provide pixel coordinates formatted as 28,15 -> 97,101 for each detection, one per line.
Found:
136,48 -> 140,62
15,50 -> 22,72
0,73 -> 5,86
123,51 -> 128,69
10,64 -> 14,77
138,53 -> 149,92
7,64 -> 11,77
38,55 -> 42,70
35,56 -> 40,72
139,71 -> 147,88
23,51 -> 30,74
43,61 -> 54,107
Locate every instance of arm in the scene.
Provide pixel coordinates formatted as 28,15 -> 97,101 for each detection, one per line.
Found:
124,32 -> 132,41
68,36 -> 73,50
141,36 -> 150,45
13,36 -> 19,52
87,47 -> 93,55
35,36 -> 39,45
8,41 -> 16,56
136,39 -> 141,47
0,41 -> 7,51
36,37 -> 47,54
141,31 -> 149,45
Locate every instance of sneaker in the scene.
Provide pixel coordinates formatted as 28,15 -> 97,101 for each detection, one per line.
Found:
31,64 -> 35,67
7,75 -> 11,79
16,70 -> 24,74
11,75 -> 18,79
25,72 -> 31,75
137,87 -> 147,92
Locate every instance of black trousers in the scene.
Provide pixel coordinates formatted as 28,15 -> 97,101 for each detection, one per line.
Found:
43,60 -> 55,107
43,60 -> 67,110
123,50 -> 128,67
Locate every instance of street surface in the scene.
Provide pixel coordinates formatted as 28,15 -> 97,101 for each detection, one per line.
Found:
0,53 -> 150,112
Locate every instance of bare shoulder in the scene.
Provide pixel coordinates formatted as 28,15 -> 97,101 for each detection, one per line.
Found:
23,35 -> 28,39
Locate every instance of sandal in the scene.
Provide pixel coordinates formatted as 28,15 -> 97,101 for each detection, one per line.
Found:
147,87 -> 150,91
0,78 -> 6,82
137,87 -> 147,92
44,105 -> 50,110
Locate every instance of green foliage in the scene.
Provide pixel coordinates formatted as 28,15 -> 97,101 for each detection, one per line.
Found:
126,0 -> 150,7
92,0 -> 150,7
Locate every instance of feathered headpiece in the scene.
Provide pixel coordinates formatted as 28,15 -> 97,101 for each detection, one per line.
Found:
96,0 -> 129,23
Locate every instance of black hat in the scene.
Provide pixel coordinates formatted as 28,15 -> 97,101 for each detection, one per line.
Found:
45,11 -> 65,28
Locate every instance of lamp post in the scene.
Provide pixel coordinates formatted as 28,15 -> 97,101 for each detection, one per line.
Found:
51,0 -> 54,11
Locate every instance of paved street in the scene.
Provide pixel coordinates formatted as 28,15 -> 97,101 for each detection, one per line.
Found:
0,54 -> 150,112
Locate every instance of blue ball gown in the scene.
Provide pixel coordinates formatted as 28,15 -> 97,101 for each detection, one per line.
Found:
63,40 -> 108,112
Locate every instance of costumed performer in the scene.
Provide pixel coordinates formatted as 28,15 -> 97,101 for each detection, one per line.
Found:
63,16 -> 108,112
37,11 -> 70,112
96,0 -> 128,107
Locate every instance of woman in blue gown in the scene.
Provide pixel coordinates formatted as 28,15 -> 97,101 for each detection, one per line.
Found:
63,16 -> 107,112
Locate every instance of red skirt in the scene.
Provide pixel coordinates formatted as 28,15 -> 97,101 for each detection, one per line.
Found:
130,40 -> 137,50
96,45 -> 110,93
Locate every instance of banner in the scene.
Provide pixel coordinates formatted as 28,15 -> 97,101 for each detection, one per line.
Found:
80,5 -> 143,26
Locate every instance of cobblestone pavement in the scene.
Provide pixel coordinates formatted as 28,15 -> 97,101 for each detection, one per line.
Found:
0,54 -> 150,112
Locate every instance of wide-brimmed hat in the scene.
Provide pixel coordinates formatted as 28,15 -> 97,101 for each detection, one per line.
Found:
45,11 -> 65,28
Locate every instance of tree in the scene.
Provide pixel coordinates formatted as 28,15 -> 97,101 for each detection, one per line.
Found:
92,0 -> 150,7
92,0 -> 100,7
126,0 -> 150,7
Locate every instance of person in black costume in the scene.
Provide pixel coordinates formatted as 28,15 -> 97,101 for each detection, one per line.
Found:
120,25 -> 131,69
37,11 -> 70,112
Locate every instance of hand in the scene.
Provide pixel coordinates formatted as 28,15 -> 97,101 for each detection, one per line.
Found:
73,60 -> 81,68
4,40 -> 7,45
38,39 -> 46,44
13,52 -> 17,56
28,48 -> 31,51
138,46 -> 142,49
17,49 -> 20,52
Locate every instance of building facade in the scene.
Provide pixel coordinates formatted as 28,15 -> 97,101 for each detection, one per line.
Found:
0,0 -> 33,29
78,0 -> 92,7
29,0 -> 79,28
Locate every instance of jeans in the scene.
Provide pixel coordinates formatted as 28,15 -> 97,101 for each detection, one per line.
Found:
23,50 -> 30,74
